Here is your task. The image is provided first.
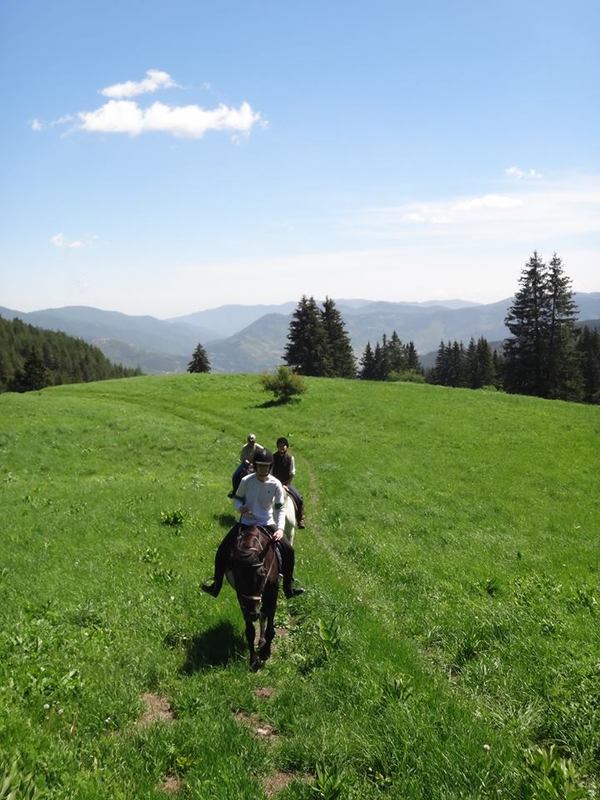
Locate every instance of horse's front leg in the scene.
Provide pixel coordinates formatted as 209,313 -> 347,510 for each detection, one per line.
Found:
258,588 -> 277,662
245,616 -> 260,671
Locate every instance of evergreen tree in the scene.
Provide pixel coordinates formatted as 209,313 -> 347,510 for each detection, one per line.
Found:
578,326 -> 600,404
475,337 -> 496,387
387,331 -> 406,373
432,340 -> 450,385
448,341 -> 467,387
320,296 -> 356,377
504,252 -> 583,400
360,342 -> 376,379
10,347 -> 50,392
492,350 -> 504,389
544,254 -> 582,400
187,343 -> 211,373
504,252 -> 550,396
465,338 -> 478,388
405,341 -> 421,372
284,296 -> 332,376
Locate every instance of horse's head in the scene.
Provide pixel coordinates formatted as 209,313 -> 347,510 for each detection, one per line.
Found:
233,528 -> 271,620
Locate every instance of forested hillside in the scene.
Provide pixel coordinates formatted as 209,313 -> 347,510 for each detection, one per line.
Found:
0,316 -> 141,393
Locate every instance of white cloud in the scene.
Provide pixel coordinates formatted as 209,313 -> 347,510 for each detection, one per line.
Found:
506,166 -> 543,179
31,118 -> 43,131
353,177 -> 600,243
50,233 -> 83,248
373,193 -> 524,227
100,69 -> 177,99
78,99 -> 262,139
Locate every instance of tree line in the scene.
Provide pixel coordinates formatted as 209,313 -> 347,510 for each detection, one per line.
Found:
359,333 -> 423,381
430,338 -> 502,389
0,316 -> 142,393
280,256 -> 600,404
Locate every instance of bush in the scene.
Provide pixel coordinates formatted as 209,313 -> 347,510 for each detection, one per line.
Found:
387,370 -> 426,384
260,366 -> 306,404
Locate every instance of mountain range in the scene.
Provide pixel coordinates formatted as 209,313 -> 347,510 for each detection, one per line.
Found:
2,294 -> 600,375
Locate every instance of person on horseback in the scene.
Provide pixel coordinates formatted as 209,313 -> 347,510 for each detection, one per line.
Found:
272,437 -> 306,529
228,432 -> 263,498
203,447 -> 305,599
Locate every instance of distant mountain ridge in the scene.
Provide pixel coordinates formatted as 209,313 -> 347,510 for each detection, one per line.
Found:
2,294 -> 600,375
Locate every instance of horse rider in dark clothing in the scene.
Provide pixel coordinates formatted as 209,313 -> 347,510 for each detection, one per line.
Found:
272,437 -> 305,529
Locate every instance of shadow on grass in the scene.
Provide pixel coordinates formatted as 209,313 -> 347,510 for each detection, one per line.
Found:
180,621 -> 246,673
252,397 -> 302,409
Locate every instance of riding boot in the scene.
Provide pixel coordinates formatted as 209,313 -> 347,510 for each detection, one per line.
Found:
277,537 -> 305,598
202,525 -> 239,597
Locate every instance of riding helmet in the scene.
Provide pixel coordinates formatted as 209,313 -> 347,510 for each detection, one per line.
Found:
253,447 -> 274,466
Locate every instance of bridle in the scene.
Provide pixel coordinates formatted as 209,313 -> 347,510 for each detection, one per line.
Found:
236,535 -> 277,605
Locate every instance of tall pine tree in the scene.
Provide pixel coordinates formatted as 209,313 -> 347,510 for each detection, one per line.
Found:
504,252 -> 581,400
504,252 -> 551,396
284,296 -> 332,376
360,342 -> 376,379
544,254 -> 581,400
320,297 -> 356,377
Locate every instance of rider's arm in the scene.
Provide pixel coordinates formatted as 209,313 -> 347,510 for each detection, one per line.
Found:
289,455 -> 296,482
233,479 -> 247,511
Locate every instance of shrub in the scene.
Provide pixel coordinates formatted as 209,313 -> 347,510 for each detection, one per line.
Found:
260,366 -> 306,404
387,370 -> 426,384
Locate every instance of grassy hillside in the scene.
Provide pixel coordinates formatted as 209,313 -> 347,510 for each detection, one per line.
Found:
1,375 -> 598,799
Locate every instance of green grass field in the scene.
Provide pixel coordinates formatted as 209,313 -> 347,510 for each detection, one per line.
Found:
1,375 -> 599,799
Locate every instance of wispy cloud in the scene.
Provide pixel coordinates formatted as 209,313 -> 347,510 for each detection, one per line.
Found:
31,118 -> 43,131
348,175 -> 600,256
505,165 -> 543,179
50,233 -> 83,249
78,99 -> 262,139
387,193 -> 523,226
100,69 -> 177,99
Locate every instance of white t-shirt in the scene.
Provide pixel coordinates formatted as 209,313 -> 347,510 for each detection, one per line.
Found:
234,473 -> 286,529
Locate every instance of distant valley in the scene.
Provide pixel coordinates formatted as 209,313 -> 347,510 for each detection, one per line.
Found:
2,294 -> 600,374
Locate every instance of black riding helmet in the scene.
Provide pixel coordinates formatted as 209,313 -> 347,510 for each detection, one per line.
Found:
253,447 -> 274,467
276,436 -> 289,448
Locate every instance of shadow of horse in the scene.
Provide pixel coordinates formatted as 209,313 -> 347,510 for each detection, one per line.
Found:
180,621 -> 246,673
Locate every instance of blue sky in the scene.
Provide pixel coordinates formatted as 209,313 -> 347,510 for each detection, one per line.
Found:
1,0 -> 599,317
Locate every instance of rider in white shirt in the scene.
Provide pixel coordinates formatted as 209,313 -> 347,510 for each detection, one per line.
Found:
203,448 -> 304,599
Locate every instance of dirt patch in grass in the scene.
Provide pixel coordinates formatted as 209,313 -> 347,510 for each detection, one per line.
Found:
137,693 -> 175,728
234,711 -> 277,740
158,774 -> 183,794
255,686 -> 275,699
262,771 -> 312,797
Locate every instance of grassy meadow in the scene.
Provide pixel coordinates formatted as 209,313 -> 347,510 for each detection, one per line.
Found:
1,374 -> 599,799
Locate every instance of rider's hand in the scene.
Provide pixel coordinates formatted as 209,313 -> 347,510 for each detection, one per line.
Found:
272,529 -> 284,542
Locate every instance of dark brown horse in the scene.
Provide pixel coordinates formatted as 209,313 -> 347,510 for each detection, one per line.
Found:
225,526 -> 279,670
